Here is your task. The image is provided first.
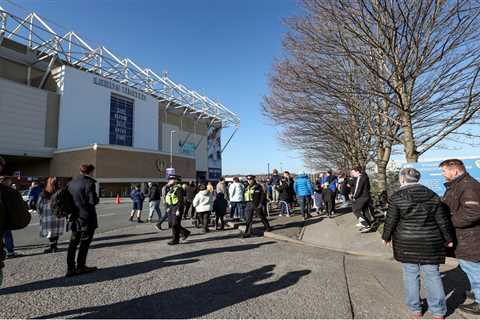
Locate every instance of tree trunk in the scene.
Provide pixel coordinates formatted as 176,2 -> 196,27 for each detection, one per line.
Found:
375,145 -> 391,194
401,111 -> 419,163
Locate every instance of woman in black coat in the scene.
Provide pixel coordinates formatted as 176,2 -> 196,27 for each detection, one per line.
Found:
382,168 -> 453,319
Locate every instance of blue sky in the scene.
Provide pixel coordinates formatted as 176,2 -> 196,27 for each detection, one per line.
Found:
1,0 -> 305,175
2,0 -> 478,174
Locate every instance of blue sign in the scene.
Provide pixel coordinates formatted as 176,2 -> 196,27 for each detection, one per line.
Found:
403,158 -> 480,196
180,143 -> 196,156
109,95 -> 133,146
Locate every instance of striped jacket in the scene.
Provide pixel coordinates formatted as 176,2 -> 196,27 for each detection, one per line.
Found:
382,184 -> 453,265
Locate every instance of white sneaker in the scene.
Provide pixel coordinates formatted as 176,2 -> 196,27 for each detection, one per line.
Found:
279,214 -> 283,217
356,222 -> 363,227
359,226 -> 372,233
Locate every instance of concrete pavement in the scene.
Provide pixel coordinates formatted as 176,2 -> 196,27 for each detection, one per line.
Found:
1,206 -> 475,318
2,224 -> 354,319
262,209 -> 475,319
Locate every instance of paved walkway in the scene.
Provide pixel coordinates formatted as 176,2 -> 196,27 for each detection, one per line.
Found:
260,208 -> 475,319
0,211 -> 475,319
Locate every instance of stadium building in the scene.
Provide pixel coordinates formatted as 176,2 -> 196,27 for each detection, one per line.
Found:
0,7 -> 240,196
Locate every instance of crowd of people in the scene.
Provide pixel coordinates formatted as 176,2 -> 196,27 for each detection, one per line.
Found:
1,156 -> 480,318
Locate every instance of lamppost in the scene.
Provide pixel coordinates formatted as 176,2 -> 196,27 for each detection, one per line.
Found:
280,162 -> 283,173
170,130 -> 176,169
267,162 -> 270,177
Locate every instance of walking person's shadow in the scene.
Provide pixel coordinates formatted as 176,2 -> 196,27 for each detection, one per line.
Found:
0,242 -> 275,295
38,265 -> 311,319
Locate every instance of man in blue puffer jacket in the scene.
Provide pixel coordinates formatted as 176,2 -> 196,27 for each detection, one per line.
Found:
294,174 -> 314,219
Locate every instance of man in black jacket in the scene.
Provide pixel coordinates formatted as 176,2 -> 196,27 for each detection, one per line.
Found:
66,164 -> 99,277
147,182 -> 161,223
269,169 -> 281,205
0,156 -> 30,287
351,166 -> 376,232
242,175 -> 272,238
184,182 -> 197,219
382,167 -> 453,319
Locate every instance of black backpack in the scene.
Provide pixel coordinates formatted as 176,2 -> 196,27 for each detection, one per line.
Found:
51,187 -> 77,218
0,184 -> 31,231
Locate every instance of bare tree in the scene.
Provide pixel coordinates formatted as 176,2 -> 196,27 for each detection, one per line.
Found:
307,0 -> 480,162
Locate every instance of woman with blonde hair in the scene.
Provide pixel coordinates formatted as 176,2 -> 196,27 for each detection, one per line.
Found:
38,177 -> 66,253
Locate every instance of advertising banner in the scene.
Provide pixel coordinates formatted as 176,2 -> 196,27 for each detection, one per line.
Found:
109,95 -> 133,146
403,158 -> 480,196
207,126 -> 222,180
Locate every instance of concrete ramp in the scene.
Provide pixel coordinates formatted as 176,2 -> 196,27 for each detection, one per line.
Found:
301,212 -> 394,259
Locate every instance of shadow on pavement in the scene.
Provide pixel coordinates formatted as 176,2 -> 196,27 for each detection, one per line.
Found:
442,266 -> 471,316
333,206 -> 352,215
271,215 -> 323,232
92,232 -> 158,242
89,236 -> 170,250
37,264 -> 311,319
184,233 -> 241,244
0,242 -> 275,296
14,233 -> 167,259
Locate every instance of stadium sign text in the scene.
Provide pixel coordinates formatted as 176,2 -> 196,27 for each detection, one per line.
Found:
93,77 -> 147,101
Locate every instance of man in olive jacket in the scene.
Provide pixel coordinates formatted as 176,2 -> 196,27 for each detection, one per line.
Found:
440,159 -> 480,315
242,175 -> 272,238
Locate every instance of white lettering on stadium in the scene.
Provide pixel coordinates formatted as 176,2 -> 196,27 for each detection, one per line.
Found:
93,77 -> 147,101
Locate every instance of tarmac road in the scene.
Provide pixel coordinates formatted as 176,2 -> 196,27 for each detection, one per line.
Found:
12,200 -> 150,248
3,204 -> 474,319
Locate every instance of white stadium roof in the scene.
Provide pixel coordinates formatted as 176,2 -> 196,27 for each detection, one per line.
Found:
0,6 -> 240,129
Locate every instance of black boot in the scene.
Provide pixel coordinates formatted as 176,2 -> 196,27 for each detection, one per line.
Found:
182,230 -> 191,241
459,302 -> 480,315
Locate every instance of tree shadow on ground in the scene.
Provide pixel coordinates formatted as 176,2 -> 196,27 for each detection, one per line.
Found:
271,215 -> 324,233
442,266 -> 471,317
38,264 -> 311,319
0,242 -> 275,296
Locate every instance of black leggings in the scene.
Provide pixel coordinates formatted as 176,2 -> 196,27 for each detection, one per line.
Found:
215,215 -> 225,229
48,236 -> 59,247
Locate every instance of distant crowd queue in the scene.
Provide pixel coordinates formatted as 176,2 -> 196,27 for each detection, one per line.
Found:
0,156 -> 479,318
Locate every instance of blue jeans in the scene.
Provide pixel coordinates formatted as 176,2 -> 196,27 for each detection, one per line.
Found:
230,202 -> 242,219
280,201 -> 290,215
239,202 -> 246,220
459,259 -> 480,303
3,230 -> 14,254
148,200 -> 162,220
402,263 -> 447,316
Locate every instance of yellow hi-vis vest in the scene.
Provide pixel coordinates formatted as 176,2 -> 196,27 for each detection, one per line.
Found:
244,185 -> 255,202
165,185 -> 180,206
